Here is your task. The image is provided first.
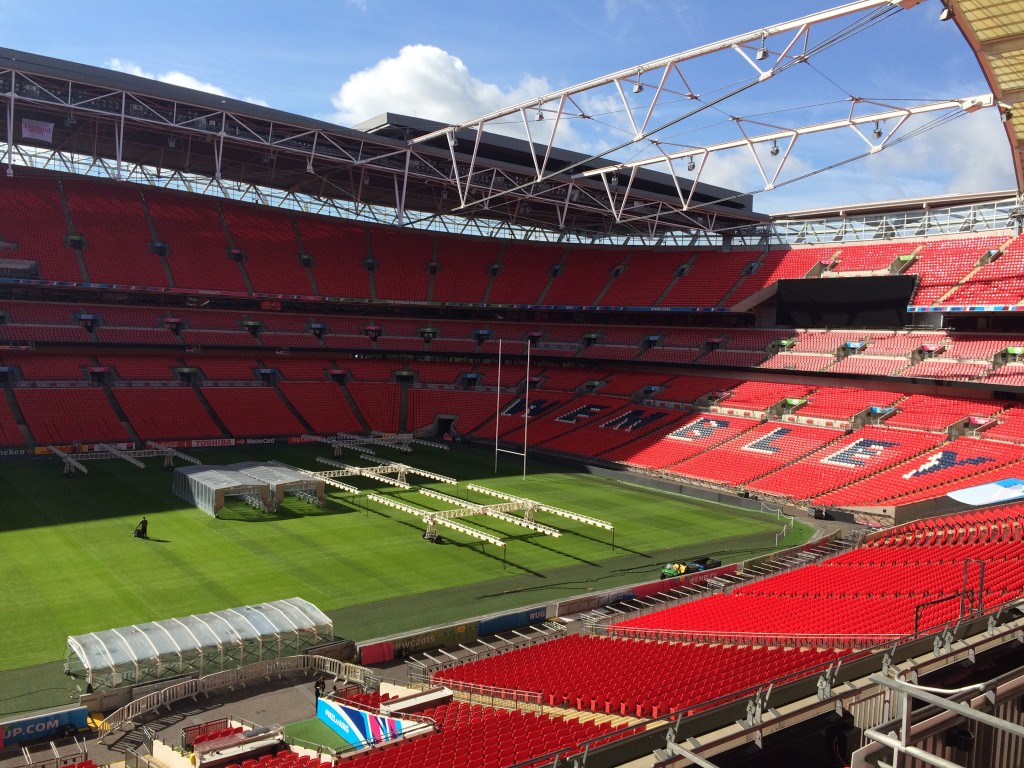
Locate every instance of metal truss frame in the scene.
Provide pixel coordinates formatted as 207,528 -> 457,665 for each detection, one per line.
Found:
772,193 -> 1023,244
408,0 -> 945,220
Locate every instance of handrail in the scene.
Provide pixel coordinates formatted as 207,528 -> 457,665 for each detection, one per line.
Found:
98,655 -> 364,739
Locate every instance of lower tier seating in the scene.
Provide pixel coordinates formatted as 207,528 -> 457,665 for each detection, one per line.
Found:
15,387 -> 129,445
200,387 -> 306,437
113,388 -> 225,440
335,700 -> 617,768
433,635 -> 849,719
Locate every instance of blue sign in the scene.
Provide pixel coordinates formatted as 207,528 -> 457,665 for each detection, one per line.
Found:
948,478 -> 1024,506
317,698 -> 406,749
0,707 -> 88,748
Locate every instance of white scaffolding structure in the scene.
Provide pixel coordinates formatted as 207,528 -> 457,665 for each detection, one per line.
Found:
366,493 -> 507,551
311,456 -> 457,490
466,483 -> 616,547
49,441 -> 202,475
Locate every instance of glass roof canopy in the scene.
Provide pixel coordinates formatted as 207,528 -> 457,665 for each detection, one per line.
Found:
64,597 -> 333,689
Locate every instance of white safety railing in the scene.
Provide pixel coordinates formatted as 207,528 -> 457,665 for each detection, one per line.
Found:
98,656 -> 366,740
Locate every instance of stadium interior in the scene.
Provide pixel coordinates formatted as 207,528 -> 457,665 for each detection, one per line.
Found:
5,1 -> 1024,767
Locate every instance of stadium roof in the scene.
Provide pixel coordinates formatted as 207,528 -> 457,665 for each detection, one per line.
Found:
2,0 -> 1022,240
0,47 -> 761,239
950,0 -> 1024,189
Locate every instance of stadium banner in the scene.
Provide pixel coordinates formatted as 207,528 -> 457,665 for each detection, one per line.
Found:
21,118 -> 53,143
948,478 -> 1024,506
33,442 -> 136,455
0,706 -> 88,748
317,697 -> 411,749
477,606 -> 547,636
391,622 -> 478,656
189,438 -> 236,448
358,641 -> 394,665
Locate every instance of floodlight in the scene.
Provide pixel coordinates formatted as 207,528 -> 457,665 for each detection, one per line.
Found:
633,80 -> 644,94
536,110 -> 544,121
756,46 -> 768,61
770,141 -> 780,156
687,158 -> 696,172
872,122 -> 883,139
939,5 -> 953,21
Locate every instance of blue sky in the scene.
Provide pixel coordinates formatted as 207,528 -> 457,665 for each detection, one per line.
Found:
1,0 -> 1015,213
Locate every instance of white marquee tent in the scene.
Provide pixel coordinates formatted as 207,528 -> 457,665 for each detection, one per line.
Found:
64,597 -> 333,689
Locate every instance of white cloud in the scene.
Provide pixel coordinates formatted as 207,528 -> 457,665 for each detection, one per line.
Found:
106,58 -> 265,106
329,44 -> 551,128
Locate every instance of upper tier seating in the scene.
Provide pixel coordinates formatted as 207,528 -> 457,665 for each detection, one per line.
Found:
432,237 -> 501,303
221,203 -> 312,295
790,330 -> 867,353
697,350 -> 768,367
598,371 -> 675,397
659,251 -> 759,307
826,355 -> 911,377
943,333 -> 1024,360
980,405 -> 1024,442
485,242 -> 563,305
906,235 -> 1006,305
185,357 -> 258,382
370,228 -> 433,301
542,249 -> 623,306
7,353 -> 94,381
724,329 -> 794,349
145,189 -> 248,292
941,235 -> 1024,306
296,218 -> 371,299
270,359 -> 334,381
63,179 -> 169,287
647,375 -> 739,405
470,363 -> 528,387
597,251 -> 681,306
0,175 -> 80,281
831,241 -> 921,273
727,247 -> 834,305
636,347 -> 703,363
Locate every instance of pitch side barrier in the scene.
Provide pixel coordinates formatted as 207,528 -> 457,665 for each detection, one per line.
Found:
356,529 -> 846,666
91,655 -> 370,740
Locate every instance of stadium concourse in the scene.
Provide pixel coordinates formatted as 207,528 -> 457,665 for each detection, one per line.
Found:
8,0 -> 1024,763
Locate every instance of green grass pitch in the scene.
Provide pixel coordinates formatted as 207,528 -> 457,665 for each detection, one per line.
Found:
0,442 -> 811,714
